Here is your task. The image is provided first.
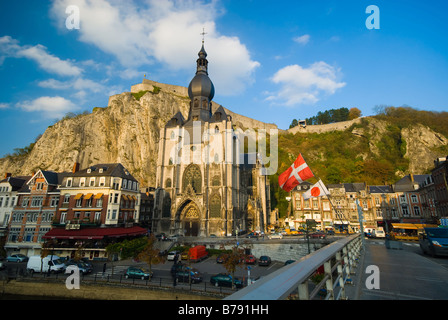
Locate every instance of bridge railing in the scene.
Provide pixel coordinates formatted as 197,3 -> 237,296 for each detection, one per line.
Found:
225,233 -> 363,300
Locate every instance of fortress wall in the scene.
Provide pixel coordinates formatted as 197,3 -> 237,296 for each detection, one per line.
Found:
287,117 -> 363,134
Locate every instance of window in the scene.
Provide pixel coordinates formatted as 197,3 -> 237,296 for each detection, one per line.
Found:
89,177 -> 95,187
36,182 -> 44,190
31,196 -> 43,207
60,212 -> 66,224
86,198 -> 92,208
400,195 -> 406,204
3,213 -> 10,226
112,209 -> 117,220
50,196 -> 59,207
80,178 -> 86,187
122,179 -> 127,189
4,197 -> 9,207
66,178 -> 72,187
99,177 -> 106,187
96,198 -> 103,208
182,164 -> 202,194
24,228 -> 35,242
411,194 -> 418,203
402,206 -> 409,216
76,196 -> 83,207
413,206 -> 421,216
0,197 -> 3,207
114,193 -> 119,204
209,194 -> 221,218
63,194 -> 70,203
22,197 -> 29,208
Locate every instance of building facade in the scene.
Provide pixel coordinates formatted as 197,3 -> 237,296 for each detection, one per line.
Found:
5,170 -> 64,256
153,42 -> 270,237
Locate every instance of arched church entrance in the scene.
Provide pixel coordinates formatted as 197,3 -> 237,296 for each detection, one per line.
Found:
176,200 -> 201,237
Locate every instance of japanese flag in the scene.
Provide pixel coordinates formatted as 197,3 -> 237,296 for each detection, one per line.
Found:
278,154 -> 314,192
303,179 -> 330,199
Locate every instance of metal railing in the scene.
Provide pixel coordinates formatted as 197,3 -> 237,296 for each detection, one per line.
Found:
225,233 -> 363,300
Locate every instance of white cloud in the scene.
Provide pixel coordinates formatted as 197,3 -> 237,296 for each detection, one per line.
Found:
0,36 -> 82,76
0,103 -> 9,109
266,62 -> 346,106
50,0 -> 259,95
38,78 -> 105,93
293,34 -> 310,45
16,96 -> 77,118
17,45 -> 82,77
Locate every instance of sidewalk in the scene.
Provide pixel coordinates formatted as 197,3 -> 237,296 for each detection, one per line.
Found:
347,240 -> 448,300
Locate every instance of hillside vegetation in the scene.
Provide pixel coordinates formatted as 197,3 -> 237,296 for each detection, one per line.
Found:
269,106 -> 448,216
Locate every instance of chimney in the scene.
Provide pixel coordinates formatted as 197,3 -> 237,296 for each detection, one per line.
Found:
4,173 -> 11,179
410,173 -> 414,182
72,162 -> 80,173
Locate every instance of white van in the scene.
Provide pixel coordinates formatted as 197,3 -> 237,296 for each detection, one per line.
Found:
27,255 -> 66,274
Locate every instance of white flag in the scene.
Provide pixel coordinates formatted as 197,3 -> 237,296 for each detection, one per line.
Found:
303,179 -> 330,199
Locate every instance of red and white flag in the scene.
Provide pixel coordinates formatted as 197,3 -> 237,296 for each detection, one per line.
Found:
303,179 -> 330,199
278,154 -> 314,192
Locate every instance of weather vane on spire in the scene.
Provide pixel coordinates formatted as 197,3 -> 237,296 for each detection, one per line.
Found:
200,27 -> 207,44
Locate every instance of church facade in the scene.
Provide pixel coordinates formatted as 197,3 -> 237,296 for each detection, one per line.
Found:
152,42 -> 270,237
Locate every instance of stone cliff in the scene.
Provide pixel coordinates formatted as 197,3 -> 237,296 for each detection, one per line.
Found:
0,80 -> 278,185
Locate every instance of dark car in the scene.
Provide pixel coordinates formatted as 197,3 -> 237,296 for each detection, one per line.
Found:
175,269 -> 203,284
284,260 -> 296,265
155,233 -> 167,241
245,255 -> 256,264
258,255 -> 271,266
125,267 -> 152,280
210,273 -> 243,288
216,253 -> 228,264
246,232 -> 258,238
310,232 -> 326,239
171,263 -> 192,275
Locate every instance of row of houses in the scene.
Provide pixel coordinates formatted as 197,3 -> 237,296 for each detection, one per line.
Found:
0,163 -> 154,260
283,156 -> 448,234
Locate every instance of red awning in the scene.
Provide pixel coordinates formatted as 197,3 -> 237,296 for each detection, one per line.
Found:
43,226 -> 148,240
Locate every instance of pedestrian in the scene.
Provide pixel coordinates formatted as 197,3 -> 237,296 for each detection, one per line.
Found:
102,262 -> 107,279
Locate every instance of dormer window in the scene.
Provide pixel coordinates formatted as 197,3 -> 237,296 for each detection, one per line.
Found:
87,169 -> 91,173
80,178 -> 86,187
66,178 -> 73,187
99,168 -> 103,173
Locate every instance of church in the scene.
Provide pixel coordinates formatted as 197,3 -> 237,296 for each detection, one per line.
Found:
152,41 -> 271,237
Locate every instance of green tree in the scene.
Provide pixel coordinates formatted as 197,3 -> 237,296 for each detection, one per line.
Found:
222,246 -> 246,289
136,234 -> 166,278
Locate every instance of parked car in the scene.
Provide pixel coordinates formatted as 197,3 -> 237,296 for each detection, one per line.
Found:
6,254 -> 28,263
258,255 -> 271,266
284,260 -> 296,265
268,233 -> 283,239
167,234 -> 182,241
175,269 -> 203,284
167,251 -> 180,261
310,232 -> 326,239
246,232 -> 258,238
216,253 -> 228,264
125,267 -> 152,280
245,255 -> 256,264
210,273 -> 243,288
65,260 -> 92,274
181,251 -> 189,260
155,233 -> 167,241
170,263 -> 191,275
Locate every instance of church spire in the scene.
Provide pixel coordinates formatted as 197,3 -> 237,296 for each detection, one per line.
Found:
196,28 -> 208,74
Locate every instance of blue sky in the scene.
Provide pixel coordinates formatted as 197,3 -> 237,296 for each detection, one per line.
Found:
1,0 -> 447,157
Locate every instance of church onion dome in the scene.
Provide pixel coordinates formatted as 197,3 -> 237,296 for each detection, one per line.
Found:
188,43 -> 215,101
188,73 -> 215,101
